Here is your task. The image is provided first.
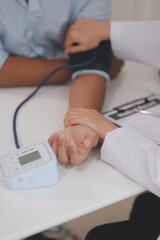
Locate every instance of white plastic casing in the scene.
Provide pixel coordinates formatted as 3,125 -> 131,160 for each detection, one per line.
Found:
0,142 -> 58,190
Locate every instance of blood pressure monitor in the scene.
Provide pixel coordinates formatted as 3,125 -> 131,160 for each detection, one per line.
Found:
0,142 -> 58,190
0,55 -> 100,191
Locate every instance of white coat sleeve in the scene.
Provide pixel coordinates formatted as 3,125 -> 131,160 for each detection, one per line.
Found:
101,127 -> 160,197
111,21 -> 160,69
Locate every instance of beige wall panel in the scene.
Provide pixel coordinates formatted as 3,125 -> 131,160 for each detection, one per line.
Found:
111,0 -> 160,20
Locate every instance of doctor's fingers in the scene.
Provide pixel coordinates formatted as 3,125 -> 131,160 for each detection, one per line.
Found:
65,30 -> 91,54
64,28 -> 79,48
65,108 -> 89,117
65,44 -> 88,54
64,113 -> 92,128
64,115 -> 82,127
64,109 -> 86,126
65,39 -> 88,54
65,108 -> 96,120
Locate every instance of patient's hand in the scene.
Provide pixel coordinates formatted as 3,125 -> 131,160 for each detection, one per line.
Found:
48,125 -> 99,166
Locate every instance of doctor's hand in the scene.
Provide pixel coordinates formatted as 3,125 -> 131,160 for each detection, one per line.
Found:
65,18 -> 110,54
48,124 -> 99,166
64,108 -> 118,141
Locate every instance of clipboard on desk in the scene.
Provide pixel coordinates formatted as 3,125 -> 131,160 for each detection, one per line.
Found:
103,94 -> 160,144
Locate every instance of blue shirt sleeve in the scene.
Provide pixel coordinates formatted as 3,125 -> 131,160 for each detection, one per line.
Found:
77,0 -> 111,21
0,38 -> 9,68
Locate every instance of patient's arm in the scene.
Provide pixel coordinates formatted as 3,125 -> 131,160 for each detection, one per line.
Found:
69,73 -> 106,111
0,56 -> 72,87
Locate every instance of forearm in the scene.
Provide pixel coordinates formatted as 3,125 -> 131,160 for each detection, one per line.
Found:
69,74 -> 106,111
0,56 -> 72,87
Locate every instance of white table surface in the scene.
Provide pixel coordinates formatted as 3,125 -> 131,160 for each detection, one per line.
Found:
0,61 -> 159,240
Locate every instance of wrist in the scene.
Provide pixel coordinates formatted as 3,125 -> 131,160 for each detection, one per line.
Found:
98,21 -> 111,42
99,123 -> 118,141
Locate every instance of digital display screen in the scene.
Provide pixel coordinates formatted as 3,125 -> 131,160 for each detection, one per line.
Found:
18,151 -> 41,165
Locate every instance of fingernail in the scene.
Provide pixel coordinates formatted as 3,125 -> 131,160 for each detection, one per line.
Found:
84,139 -> 92,147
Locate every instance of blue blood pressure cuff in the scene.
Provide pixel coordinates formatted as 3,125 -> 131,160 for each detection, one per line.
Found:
70,40 -> 111,83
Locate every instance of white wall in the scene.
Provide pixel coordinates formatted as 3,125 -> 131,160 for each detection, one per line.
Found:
111,0 -> 160,21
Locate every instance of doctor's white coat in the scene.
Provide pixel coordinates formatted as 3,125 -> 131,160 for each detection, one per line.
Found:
101,21 -> 160,195
101,21 -> 160,239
